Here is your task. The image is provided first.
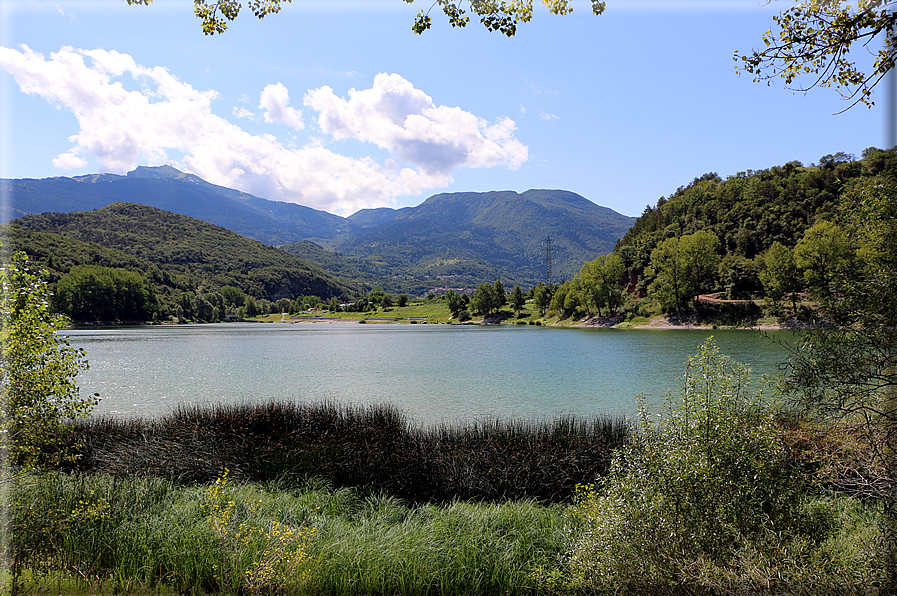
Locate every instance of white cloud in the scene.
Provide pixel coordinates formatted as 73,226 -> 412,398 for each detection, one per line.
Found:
232,106 -> 254,119
52,151 -> 87,169
540,112 -> 560,122
0,45 -> 528,214
304,73 -> 527,176
259,82 -> 304,130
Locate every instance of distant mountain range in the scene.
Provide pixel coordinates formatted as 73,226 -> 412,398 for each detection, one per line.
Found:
3,166 -> 636,291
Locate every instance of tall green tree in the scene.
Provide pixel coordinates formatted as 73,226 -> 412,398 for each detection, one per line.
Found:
580,253 -> 624,316
470,283 -> 497,316
493,280 -> 507,310
533,283 -> 552,316
759,241 -> 801,312
510,285 -> 526,316
678,229 -> 721,303
648,237 -> 688,317
793,220 -> 852,298
445,290 -> 465,318
0,252 -> 97,467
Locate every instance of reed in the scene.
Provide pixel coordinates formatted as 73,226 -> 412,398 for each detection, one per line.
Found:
70,400 -> 630,503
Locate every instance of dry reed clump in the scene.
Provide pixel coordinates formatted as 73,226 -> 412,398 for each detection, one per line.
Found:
69,400 -> 630,503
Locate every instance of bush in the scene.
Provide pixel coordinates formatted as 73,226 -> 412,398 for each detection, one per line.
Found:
559,339 -> 858,594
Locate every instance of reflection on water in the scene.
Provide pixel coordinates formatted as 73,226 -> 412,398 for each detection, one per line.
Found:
61,322 -> 795,425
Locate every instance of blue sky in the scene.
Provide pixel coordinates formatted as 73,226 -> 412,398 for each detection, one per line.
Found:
0,0 -> 889,218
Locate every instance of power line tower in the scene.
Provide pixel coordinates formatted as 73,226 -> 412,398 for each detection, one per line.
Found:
543,235 -> 554,286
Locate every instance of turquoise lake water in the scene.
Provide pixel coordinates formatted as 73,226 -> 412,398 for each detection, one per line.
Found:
61,322 -> 797,425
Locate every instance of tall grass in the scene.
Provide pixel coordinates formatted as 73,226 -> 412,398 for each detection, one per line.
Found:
8,470 -> 567,595
69,401 -> 629,503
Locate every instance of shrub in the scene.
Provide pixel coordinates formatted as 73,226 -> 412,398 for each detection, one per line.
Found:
560,339 -> 852,594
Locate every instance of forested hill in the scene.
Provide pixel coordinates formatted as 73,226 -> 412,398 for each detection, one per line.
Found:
335,190 -> 636,286
615,148 -> 897,275
7,202 -> 353,321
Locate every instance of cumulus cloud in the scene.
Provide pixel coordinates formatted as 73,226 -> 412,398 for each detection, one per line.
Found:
259,82 -> 304,130
0,45 -> 527,214
53,151 -> 87,169
305,73 -> 527,176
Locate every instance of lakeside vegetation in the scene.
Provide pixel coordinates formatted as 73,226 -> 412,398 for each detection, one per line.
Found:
4,345 -> 888,595
2,152 -> 896,594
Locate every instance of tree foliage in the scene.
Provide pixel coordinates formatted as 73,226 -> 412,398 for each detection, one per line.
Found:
124,0 -> 607,36
615,149 -> 897,314
54,265 -> 156,323
793,220 -> 853,298
737,0 -> 897,110
781,180 -> 897,585
408,0 -> 605,36
578,253 -> 624,317
565,340 -> 829,592
0,252 -> 97,468
759,240 -> 801,310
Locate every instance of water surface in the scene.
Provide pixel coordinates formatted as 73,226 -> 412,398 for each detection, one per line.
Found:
62,322 -> 796,425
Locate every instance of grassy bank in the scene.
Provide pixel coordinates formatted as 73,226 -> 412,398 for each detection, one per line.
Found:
69,401 -> 629,504
8,470 -> 567,595
7,395 -> 889,595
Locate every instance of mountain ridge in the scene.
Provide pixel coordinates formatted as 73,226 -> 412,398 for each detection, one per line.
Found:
3,166 -> 636,289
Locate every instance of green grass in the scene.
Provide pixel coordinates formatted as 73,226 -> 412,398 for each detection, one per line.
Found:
6,469 -> 886,595
8,471 -> 568,595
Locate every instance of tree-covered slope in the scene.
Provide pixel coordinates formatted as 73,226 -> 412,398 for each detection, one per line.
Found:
335,190 -> 636,286
8,202 -> 353,303
616,148 -> 897,274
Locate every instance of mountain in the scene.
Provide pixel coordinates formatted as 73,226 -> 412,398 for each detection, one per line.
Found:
3,166 -> 354,245
3,166 -> 636,290
7,202 -> 353,303
334,190 -> 636,286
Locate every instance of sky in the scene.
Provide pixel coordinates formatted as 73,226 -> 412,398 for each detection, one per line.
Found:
0,0 -> 891,218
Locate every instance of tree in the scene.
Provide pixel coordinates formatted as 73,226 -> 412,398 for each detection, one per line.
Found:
648,237 -> 688,317
678,229 -> 721,303
783,182 -> 897,584
397,294 -> 409,307
220,285 -> 247,308
0,252 -> 97,467
533,283 -> 552,316
54,265 -> 155,323
759,241 -> 801,312
580,253 -> 624,316
510,285 -> 526,316
445,290 -> 465,318
737,0 -> 897,110
793,220 -> 852,298
128,0 -> 607,36
492,280 -> 507,310
470,283 -> 496,315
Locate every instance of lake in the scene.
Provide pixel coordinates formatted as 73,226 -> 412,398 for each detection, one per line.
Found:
61,322 -> 797,425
